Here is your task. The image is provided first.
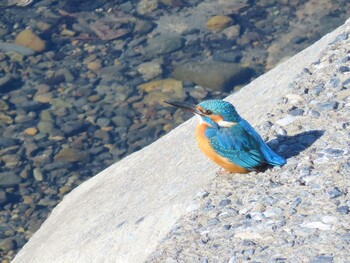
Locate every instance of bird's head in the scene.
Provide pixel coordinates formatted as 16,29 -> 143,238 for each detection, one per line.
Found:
165,99 -> 240,128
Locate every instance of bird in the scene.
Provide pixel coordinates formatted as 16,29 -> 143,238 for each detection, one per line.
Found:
165,99 -> 286,173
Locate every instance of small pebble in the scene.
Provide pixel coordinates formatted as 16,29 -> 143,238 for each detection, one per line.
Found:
24,127 -> 38,136
207,218 -> 219,226
219,199 -> 231,206
323,148 -> 344,157
325,77 -> 341,89
309,255 -> 334,263
311,84 -> 325,96
300,167 -> 310,177
315,101 -> 338,111
338,65 -> 350,73
327,187 -> 343,199
276,115 -> 296,126
277,128 -> 287,136
288,108 -> 304,116
336,206 -> 349,214
342,77 -> 350,88
308,110 -> 320,118
33,168 -> 44,182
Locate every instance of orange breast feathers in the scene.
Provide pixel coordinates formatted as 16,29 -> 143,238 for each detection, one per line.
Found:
195,123 -> 249,173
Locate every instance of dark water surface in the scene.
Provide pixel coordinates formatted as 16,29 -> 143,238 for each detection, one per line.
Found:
0,0 -> 349,260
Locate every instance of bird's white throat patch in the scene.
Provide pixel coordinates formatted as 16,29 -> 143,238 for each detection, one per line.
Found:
197,115 -> 237,128
197,115 -> 204,123
217,120 -> 238,128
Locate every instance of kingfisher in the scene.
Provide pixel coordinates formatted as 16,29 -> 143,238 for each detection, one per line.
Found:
165,99 -> 286,173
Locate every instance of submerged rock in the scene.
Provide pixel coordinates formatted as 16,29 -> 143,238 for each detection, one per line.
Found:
15,30 -> 45,52
172,61 -> 254,92
206,15 -> 233,32
143,35 -> 184,56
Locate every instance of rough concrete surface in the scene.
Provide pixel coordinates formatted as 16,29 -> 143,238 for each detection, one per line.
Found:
12,18 -> 350,263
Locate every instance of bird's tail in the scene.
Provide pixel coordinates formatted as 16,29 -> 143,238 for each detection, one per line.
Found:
261,144 -> 286,166
240,118 -> 286,166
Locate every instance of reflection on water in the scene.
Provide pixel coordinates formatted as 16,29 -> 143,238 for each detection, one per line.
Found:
0,0 -> 349,260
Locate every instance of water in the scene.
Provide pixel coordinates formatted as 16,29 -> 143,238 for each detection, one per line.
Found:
0,0 -> 349,260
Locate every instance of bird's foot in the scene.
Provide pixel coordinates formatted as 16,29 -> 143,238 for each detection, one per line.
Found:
216,168 -> 232,175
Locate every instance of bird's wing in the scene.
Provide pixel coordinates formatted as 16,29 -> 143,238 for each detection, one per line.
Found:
205,126 -> 266,169
239,118 -> 286,166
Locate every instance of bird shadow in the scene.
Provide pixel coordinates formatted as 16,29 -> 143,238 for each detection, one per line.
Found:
267,130 -> 325,160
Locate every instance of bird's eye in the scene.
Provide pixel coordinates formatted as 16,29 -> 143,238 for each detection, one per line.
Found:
205,110 -> 212,115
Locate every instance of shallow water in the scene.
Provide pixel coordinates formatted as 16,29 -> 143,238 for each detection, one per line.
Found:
0,0 -> 349,260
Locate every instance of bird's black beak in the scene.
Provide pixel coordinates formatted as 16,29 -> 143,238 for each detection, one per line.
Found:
164,100 -> 204,116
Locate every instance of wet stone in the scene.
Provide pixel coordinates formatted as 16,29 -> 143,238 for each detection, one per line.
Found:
0,172 -> 21,187
143,35 -> 184,56
94,130 -> 111,142
206,15 -> 233,32
14,114 -> 35,124
42,161 -> 73,171
61,120 -> 85,136
37,121 -> 54,134
22,195 -> 33,205
0,190 -> 7,205
134,20 -> 155,36
137,61 -> 163,81
88,146 -> 106,156
0,237 -> 15,251
2,154 -> 20,168
0,146 -> 19,157
0,99 -> 9,111
189,86 -> 208,100
73,98 -> 88,108
172,61 -> 254,92
96,118 -> 111,127
38,198 -> 57,207
213,50 -> 242,63
24,127 -> 38,136
54,148 -> 89,163
33,168 -> 44,182
111,115 -> 132,127
17,101 -> 48,112
0,138 -> 18,148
